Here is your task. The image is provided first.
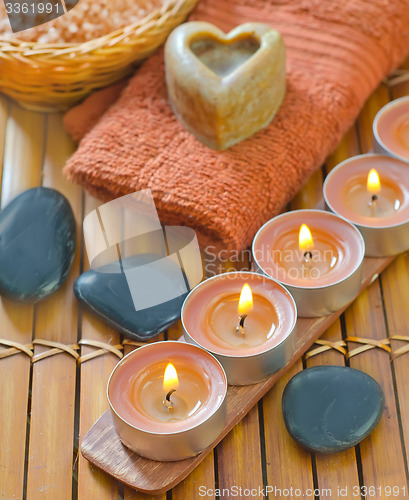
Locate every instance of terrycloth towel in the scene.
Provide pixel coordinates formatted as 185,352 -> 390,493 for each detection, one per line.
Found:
64,0 -> 409,251
64,80 -> 128,143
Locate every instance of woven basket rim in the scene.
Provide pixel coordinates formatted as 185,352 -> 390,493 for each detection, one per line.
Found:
0,0 -> 186,55
0,0 -> 197,110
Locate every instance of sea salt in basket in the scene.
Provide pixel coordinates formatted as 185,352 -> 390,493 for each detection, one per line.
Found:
0,0 -> 197,111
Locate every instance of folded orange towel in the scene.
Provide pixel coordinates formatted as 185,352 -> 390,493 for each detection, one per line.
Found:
64,0 -> 409,252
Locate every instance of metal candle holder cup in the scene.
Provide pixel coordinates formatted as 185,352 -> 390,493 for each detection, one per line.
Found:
252,210 -> 365,317
323,154 -> 409,257
182,271 -> 298,386
107,341 -> 227,461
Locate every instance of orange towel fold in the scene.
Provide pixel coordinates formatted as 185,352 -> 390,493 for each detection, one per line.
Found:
63,79 -> 128,143
63,0 -> 409,251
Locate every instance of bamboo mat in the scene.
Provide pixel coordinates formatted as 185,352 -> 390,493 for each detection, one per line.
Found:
1,63 -> 409,500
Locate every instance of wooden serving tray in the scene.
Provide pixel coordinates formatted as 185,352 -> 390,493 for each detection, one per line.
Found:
81,254 -> 395,494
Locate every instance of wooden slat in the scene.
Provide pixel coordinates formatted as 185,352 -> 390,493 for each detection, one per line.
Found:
77,194 -> 120,500
216,406 -> 264,496
345,283 -> 408,492
78,314 -> 121,500
263,361 -> 315,495
1,104 -> 45,205
0,100 -> 39,500
347,83 -> 409,492
172,452 -> 215,500
325,124 -> 360,172
381,252 -> 409,473
356,83 -> 390,154
306,323 -> 361,491
0,303 -> 33,500
382,69 -> 409,488
25,113 -> 81,500
291,167 -> 324,210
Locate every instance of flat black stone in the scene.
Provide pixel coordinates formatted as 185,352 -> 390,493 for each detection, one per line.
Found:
74,254 -> 188,341
0,187 -> 76,303
282,366 -> 384,453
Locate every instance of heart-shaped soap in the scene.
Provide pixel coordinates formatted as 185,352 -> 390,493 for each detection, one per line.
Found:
165,22 -> 286,150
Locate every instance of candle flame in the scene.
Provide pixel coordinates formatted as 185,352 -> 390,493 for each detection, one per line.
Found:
163,363 -> 179,392
238,283 -> 253,316
367,169 -> 381,194
299,224 -> 314,252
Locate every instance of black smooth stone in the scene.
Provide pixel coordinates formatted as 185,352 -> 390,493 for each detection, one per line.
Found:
74,254 -> 188,341
282,366 -> 384,453
0,187 -> 76,303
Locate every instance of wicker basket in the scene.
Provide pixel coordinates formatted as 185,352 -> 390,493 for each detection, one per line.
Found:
0,0 -> 198,111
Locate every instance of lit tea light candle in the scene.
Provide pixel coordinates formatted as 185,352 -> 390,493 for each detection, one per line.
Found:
252,210 -> 365,317
324,154 -> 409,256
182,271 -> 297,385
108,341 -> 227,461
373,96 -> 409,162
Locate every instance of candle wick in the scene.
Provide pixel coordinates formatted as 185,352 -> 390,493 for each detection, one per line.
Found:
302,250 -> 313,279
369,194 -> 378,217
164,389 -> 176,410
235,314 -> 247,336
303,250 -> 313,262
